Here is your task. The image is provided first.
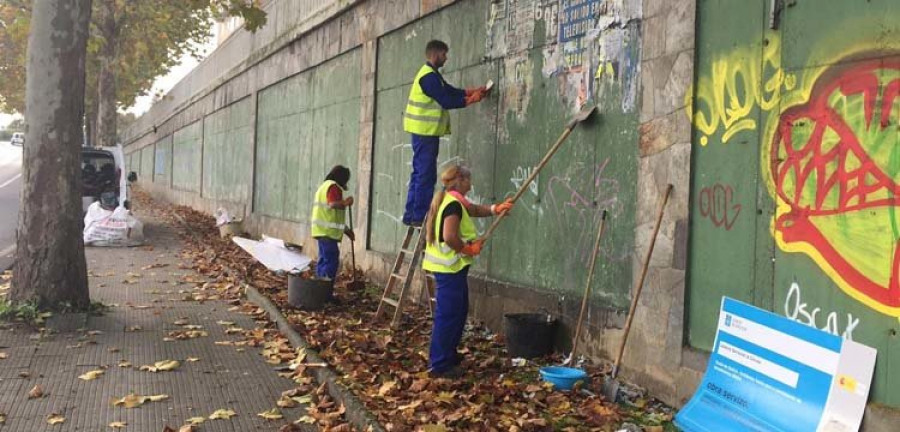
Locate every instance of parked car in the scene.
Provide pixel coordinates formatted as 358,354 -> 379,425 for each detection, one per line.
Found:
81,145 -> 133,213
10,132 -> 24,146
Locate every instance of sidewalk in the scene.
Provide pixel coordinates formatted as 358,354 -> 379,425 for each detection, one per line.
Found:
0,218 -> 315,431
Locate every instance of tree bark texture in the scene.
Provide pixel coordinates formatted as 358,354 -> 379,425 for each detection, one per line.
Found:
96,0 -> 117,147
12,0 -> 92,309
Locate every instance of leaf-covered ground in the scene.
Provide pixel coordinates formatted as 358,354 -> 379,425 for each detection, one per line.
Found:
137,190 -> 676,432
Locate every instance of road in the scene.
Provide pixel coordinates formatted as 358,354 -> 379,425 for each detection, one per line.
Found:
0,141 -> 22,271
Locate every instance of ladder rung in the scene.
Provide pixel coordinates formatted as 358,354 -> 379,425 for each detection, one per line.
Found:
400,248 -> 417,255
390,272 -> 406,280
382,298 -> 399,307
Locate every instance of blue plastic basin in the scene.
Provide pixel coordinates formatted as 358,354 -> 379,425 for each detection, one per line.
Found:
539,366 -> 588,390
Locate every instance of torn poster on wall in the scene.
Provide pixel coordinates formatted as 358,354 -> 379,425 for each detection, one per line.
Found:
486,0 -> 642,118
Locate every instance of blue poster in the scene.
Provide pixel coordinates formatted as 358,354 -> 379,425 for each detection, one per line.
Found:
676,297 -> 875,432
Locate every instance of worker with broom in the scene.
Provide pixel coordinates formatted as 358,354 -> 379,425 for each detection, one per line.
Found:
422,165 -> 513,378
402,39 -> 491,227
311,165 -> 355,280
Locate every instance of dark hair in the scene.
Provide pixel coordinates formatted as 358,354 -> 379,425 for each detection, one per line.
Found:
425,40 -> 449,56
325,165 -> 351,189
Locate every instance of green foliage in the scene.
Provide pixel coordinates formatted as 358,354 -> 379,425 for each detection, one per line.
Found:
0,0 -> 266,115
0,299 -> 45,325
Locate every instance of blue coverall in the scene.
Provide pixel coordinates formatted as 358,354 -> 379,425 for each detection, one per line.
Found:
315,238 -> 340,280
402,63 -> 467,225
430,266 -> 470,373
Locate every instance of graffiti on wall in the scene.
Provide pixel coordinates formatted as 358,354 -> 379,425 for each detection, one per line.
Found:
784,281 -> 861,340
697,183 -> 742,231
690,27 -> 900,317
769,56 -> 900,316
688,35 -> 796,146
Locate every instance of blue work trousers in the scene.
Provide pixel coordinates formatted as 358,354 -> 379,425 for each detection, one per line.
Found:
429,266 -> 470,373
403,134 -> 440,225
315,238 -> 340,280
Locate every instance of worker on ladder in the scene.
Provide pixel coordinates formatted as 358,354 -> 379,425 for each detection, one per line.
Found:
311,165 -> 355,280
422,165 -> 512,378
402,40 -> 491,227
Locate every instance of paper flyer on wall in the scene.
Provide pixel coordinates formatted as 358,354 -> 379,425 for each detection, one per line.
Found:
675,297 -> 876,432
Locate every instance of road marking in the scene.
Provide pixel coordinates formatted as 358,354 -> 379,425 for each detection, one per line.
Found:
0,173 -> 21,189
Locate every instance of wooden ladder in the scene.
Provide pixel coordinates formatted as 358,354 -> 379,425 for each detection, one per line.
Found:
374,225 -> 437,328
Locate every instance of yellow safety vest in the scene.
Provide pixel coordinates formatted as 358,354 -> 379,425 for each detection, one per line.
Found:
403,64 -> 451,136
310,180 -> 346,241
423,193 -> 477,274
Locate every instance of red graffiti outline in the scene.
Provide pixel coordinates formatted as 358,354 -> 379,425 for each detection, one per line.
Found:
698,184 -> 742,230
771,57 -> 900,308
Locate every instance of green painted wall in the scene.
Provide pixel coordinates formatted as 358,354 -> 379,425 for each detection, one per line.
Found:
371,1 -> 640,306
688,0 -> 900,406
254,49 -> 361,222
154,135 -> 173,186
172,121 -> 203,192
140,145 -> 155,184
203,98 -> 254,203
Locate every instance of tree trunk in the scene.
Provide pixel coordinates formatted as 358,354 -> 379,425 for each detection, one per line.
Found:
96,0 -> 117,147
11,0 -> 92,309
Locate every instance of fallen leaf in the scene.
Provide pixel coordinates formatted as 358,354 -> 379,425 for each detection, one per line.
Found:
0,352 -> 7,359
257,408 -> 283,420
0,413 -> 5,424
118,360 -> 132,368
28,384 -> 44,399
112,393 -> 169,408
46,413 -> 65,425
109,421 -> 127,428
125,326 -> 143,332
377,380 -> 397,397
139,360 -> 180,372
294,415 -> 316,424
186,357 -> 200,362
291,394 -> 313,405
208,409 -> 236,420
78,370 -> 105,381
86,330 -> 103,336
185,417 -> 206,425
216,320 -> 235,326
421,425 -> 448,432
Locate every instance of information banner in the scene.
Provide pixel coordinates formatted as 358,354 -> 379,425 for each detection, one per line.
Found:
676,297 -> 876,432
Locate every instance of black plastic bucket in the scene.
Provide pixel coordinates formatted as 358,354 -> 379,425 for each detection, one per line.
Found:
504,313 -> 558,358
287,275 -> 333,311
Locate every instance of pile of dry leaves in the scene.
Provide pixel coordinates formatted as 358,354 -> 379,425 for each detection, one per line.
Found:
134,189 -> 674,432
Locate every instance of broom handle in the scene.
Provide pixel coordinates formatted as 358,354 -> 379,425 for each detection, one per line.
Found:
570,210 -> 608,364
348,204 -> 357,271
612,184 -> 672,377
479,124 -> 577,242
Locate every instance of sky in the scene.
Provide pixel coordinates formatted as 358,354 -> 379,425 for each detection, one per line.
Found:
0,25 -> 219,127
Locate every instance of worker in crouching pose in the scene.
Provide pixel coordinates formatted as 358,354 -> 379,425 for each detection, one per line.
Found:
311,165 -> 355,280
422,165 -> 512,378
402,39 -> 491,226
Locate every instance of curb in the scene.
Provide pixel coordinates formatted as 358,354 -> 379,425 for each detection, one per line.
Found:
245,283 -> 385,432
169,211 -> 384,431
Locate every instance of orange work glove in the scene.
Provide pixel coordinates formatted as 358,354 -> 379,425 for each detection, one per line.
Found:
460,240 -> 484,257
491,199 -> 514,216
464,91 -> 484,106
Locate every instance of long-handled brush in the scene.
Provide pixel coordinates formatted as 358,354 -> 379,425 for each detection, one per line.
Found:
602,184 -> 672,402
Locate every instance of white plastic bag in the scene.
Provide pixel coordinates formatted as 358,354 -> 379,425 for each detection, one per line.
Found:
215,208 -> 233,227
83,202 -> 144,246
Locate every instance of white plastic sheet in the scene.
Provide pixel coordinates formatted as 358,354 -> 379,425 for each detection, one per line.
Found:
232,235 -> 311,273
